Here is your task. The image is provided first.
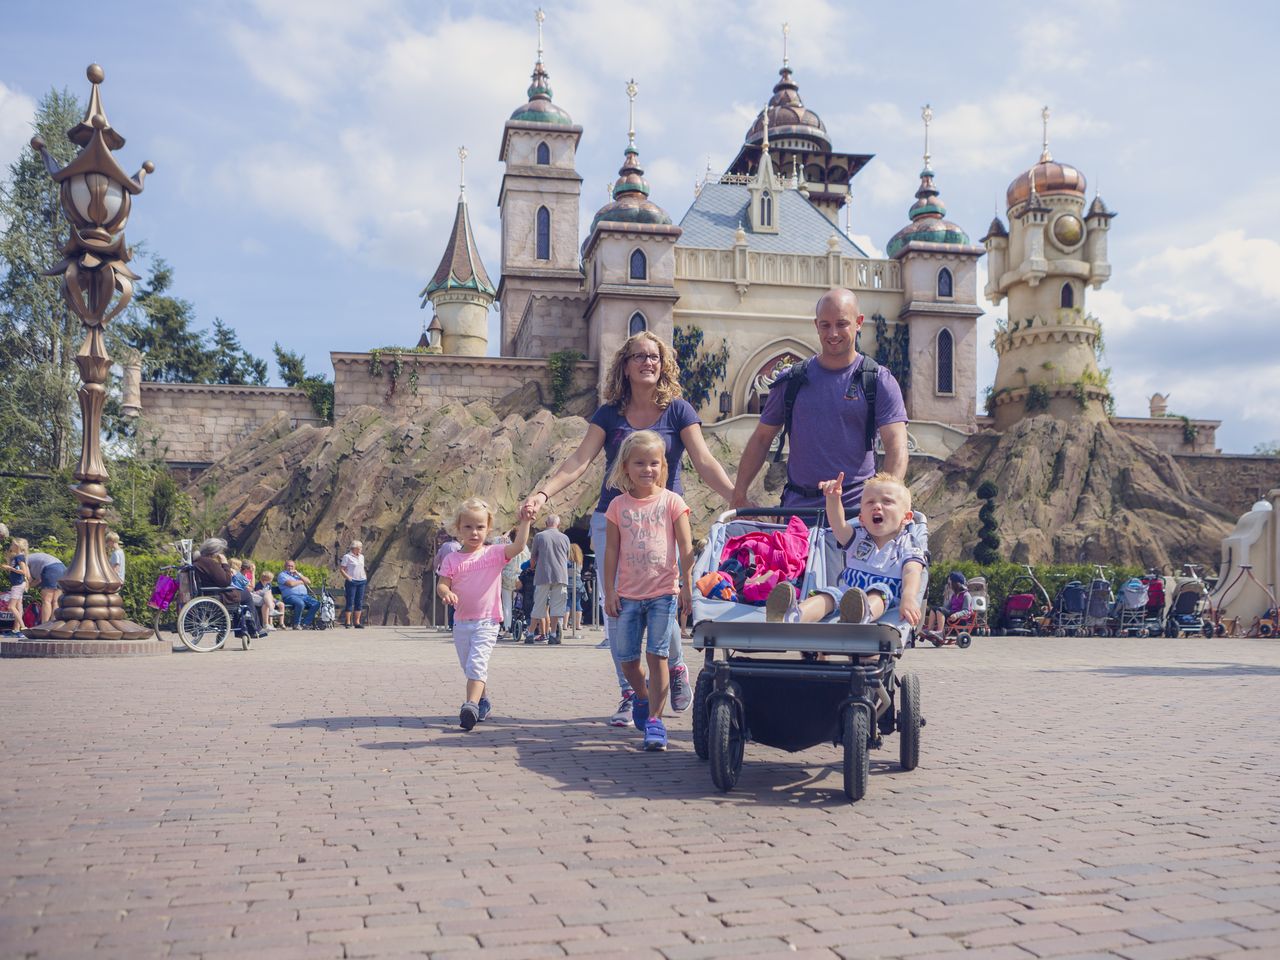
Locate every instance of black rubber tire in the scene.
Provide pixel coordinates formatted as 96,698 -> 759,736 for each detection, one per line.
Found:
1202,622 -> 1213,638
842,707 -> 869,802
708,698 -> 744,793
1215,622 -> 1227,638
512,620 -> 523,643
1261,623 -> 1274,638
956,632 -> 972,649
691,668 -> 713,761
898,672 -> 921,771
242,631 -> 251,651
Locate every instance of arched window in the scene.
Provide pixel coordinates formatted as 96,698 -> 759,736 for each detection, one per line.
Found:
628,312 -> 647,336
629,248 -> 647,281
936,329 -> 954,395
760,190 -> 772,226
536,141 -> 550,165
536,206 -> 550,261
1060,282 -> 1074,308
937,267 -> 953,298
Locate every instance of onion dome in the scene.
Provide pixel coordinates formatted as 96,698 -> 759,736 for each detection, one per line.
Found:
589,145 -> 672,232
509,60 -> 573,125
886,166 -> 969,258
744,66 -> 831,152
1006,106 -> 1085,208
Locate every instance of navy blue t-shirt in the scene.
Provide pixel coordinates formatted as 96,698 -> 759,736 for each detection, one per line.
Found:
589,398 -> 701,514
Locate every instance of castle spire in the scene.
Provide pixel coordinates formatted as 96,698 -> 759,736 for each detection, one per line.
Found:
922,103 -> 933,171
421,148 -> 495,303
535,7 -> 545,64
1040,104 -> 1052,163
782,21 -> 790,68
457,144 -> 467,196
626,78 -> 637,150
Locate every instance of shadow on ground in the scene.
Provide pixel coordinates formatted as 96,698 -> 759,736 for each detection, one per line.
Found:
274,714 -> 903,807
1044,660 -> 1280,678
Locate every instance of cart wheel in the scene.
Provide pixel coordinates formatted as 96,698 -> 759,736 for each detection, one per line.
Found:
241,630 -> 252,651
512,620 -> 523,644
708,698 -> 744,793
898,673 -> 921,772
842,707 -> 869,802
1201,623 -> 1213,639
177,597 -> 231,652
956,632 -> 972,649
931,637 -> 943,648
691,669 -> 713,761
1215,622 -> 1227,638
1261,623 -> 1274,638
151,607 -> 177,639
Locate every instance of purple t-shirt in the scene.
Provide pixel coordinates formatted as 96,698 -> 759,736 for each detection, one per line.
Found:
760,355 -> 907,513
589,399 -> 701,515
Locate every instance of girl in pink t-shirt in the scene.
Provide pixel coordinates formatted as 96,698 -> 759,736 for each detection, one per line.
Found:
604,431 -> 694,752
437,497 -> 533,730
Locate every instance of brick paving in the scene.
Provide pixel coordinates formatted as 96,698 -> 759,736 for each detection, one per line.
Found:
2,627 -> 1278,959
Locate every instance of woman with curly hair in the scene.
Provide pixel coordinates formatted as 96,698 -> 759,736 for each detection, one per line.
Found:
520,330 -> 735,728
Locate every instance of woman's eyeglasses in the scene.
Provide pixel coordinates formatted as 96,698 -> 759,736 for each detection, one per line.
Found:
628,353 -> 662,365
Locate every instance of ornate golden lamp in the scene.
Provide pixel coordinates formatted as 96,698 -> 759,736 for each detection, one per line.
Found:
9,65 -> 159,654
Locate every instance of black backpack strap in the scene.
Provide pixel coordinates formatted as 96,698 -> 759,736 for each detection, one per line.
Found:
772,358 -> 811,463
860,356 -> 879,456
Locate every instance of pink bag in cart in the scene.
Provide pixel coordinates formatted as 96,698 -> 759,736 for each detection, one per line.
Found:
721,514 -> 810,604
148,573 -> 180,611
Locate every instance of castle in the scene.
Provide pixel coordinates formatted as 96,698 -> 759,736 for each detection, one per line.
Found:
130,20 -> 1230,480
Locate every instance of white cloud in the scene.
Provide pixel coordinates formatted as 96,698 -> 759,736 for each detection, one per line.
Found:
0,81 -> 36,173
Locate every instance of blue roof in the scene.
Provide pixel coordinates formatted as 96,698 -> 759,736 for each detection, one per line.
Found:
676,182 -> 868,257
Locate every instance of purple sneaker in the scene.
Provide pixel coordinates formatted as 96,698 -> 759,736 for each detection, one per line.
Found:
643,717 -> 668,751
632,697 -> 649,732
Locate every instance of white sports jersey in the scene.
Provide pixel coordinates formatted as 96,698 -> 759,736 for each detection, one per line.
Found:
837,524 -> 926,607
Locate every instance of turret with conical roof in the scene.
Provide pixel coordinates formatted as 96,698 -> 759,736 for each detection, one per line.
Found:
421,147 -> 494,356
989,107 -> 1117,430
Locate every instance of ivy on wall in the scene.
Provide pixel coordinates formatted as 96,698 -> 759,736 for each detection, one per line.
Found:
673,325 -> 730,410
548,350 -> 584,414
871,313 -> 910,390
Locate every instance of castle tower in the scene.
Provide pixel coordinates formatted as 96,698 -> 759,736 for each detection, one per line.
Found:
987,107 -> 1116,430
421,147 -> 494,356
885,105 -> 983,426
723,24 -> 873,225
496,9 -> 584,355
582,80 -> 681,378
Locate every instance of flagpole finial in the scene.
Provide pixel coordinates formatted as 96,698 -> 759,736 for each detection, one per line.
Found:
535,8 -> 545,63
458,145 -> 468,194
921,103 -> 933,169
1040,104 -> 1052,162
626,78 -> 638,148
782,22 -> 790,68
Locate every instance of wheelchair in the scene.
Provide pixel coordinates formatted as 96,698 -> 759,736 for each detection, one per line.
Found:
171,565 -> 258,652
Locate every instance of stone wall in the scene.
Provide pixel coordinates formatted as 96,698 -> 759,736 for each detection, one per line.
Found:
1116,417 -> 1220,455
1173,453 -> 1280,519
139,382 -> 323,469
331,352 -> 598,420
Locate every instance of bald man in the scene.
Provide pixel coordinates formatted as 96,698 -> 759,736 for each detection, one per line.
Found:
731,288 -> 909,515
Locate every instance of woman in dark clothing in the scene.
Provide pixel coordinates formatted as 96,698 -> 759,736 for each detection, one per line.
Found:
193,538 -> 265,638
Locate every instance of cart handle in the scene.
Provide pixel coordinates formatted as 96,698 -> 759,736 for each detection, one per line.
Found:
715,507 -> 827,524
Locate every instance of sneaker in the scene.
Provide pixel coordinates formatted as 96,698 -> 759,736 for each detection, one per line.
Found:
839,587 -> 868,624
548,629 -> 562,645
669,663 -> 691,712
766,582 -> 799,623
523,633 -> 537,645
643,717 -> 668,751
354,623 -> 364,630
609,692 -> 634,727
595,637 -> 611,649
459,701 -> 479,731
632,697 -> 650,732
477,697 -> 492,722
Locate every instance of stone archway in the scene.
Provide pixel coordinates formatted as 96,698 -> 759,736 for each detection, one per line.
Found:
728,337 -> 814,417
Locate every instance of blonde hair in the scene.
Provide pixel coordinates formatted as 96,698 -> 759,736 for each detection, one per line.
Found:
606,430 -> 668,494
569,543 -> 584,566
863,471 -> 912,511
9,537 -> 29,555
601,332 -> 682,410
452,497 -> 494,534
105,531 -> 120,546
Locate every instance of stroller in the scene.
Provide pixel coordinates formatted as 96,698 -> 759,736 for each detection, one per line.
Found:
310,589 -> 337,630
690,507 -> 927,803
1111,578 -> 1149,636
1050,580 -> 1087,636
997,567 -> 1050,636
1142,574 -> 1167,636
1084,570 -> 1114,637
968,576 -> 990,636
508,575 -> 531,642
1164,575 -> 1206,638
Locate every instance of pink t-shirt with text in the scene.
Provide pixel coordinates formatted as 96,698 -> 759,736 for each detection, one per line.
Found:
438,543 -> 507,621
605,488 -> 690,600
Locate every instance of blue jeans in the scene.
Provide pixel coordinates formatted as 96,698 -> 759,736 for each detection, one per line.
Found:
615,595 -> 677,662
344,579 -> 367,612
590,511 -> 683,694
283,592 -> 320,626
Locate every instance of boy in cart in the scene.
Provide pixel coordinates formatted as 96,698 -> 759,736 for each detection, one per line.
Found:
764,471 -> 924,629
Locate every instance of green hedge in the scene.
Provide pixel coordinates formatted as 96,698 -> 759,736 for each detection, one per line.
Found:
925,560 -> 1145,616
31,547 -> 331,625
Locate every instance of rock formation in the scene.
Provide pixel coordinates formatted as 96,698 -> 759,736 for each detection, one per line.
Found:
909,416 -> 1233,569
198,399 -> 1230,624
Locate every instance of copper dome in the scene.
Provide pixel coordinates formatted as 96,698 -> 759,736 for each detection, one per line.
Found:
589,146 -> 672,232
1006,160 -> 1086,209
744,67 -> 831,151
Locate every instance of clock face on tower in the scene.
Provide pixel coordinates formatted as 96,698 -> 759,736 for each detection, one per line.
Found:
1052,213 -> 1084,250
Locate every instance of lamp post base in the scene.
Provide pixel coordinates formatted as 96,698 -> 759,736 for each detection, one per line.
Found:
2,632 -> 167,658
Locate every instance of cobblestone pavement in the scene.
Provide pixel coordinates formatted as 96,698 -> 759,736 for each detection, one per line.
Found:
2,627 -> 1279,959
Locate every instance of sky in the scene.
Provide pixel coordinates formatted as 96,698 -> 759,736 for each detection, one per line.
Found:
1,0 -> 1278,453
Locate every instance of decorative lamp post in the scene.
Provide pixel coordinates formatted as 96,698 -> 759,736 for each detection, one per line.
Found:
7,65 -> 159,655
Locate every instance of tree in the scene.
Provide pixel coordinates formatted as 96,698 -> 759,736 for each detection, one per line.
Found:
274,343 -> 334,421
974,480 -> 1001,564
0,89 -> 84,473
210,318 -> 267,385
1253,440 -> 1280,457
673,324 -> 730,410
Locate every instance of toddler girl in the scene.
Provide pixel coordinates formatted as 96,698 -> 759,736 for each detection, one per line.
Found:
3,538 -> 30,634
437,498 -> 533,730
603,430 -> 695,751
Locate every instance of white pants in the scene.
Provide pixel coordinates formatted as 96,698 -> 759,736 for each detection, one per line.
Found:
500,588 -> 514,630
453,618 -> 499,682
